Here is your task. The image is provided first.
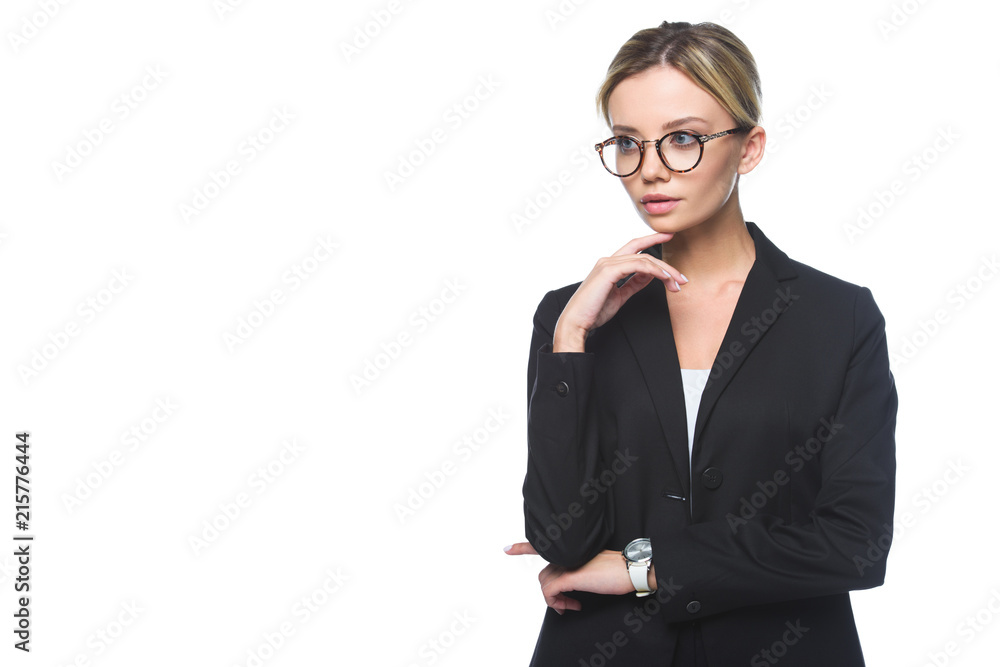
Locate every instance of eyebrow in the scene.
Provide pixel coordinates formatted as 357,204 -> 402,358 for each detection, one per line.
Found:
612,116 -> 709,134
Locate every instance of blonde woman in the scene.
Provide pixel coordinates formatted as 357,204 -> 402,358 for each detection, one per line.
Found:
505,21 -> 897,667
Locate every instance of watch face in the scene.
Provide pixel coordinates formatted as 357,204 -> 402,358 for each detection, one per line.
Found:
624,538 -> 652,562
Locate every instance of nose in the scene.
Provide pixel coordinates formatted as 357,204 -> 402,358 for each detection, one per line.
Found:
639,144 -> 671,183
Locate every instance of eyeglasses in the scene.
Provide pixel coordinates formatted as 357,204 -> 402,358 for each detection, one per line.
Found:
595,127 -> 748,177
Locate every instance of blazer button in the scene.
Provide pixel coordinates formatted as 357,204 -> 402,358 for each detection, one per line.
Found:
555,381 -> 569,397
701,467 -> 723,489
686,601 -> 701,614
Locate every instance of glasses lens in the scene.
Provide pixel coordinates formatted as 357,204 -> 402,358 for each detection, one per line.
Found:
601,137 -> 642,176
659,132 -> 702,171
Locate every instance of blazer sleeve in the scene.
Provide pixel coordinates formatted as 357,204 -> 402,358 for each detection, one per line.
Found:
522,288 -> 613,569
650,285 -> 898,623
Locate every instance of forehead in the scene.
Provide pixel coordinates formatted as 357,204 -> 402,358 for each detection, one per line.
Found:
608,66 -> 723,130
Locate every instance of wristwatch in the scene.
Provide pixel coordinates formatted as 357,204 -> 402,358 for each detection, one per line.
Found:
622,537 -> 654,597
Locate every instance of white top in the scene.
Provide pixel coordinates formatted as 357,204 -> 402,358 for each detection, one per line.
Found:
680,368 -> 711,507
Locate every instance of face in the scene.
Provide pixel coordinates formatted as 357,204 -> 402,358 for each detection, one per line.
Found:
606,65 -> 764,234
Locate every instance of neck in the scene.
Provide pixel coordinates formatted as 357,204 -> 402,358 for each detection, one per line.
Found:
659,207 -> 756,286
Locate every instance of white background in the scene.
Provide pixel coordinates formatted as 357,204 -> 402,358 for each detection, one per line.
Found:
2,0 -> 998,665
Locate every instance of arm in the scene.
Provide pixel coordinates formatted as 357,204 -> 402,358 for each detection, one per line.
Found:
650,286 -> 898,622
522,288 -> 613,570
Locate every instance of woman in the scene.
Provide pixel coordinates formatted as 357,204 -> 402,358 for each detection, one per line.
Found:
504,21 -> 897,666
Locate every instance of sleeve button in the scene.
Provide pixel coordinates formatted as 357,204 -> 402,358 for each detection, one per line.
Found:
555,381 -> 570,397
686,601 -> 701,614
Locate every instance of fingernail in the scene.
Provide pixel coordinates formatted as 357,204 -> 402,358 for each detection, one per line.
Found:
555,609 -> 564,616
503,544 -> 512,552
680,273 -> 689,283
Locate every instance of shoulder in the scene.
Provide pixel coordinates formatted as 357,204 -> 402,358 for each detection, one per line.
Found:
753,217 -> 887,320
791,258 -> 884,303
790,258 -> 860,296
782,257 -> 889,336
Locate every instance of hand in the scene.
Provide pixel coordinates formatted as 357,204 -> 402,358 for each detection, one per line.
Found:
553,233 -> 688,351
504,542 -> 635,614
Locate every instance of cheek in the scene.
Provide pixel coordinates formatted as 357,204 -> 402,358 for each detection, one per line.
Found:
621,177 -> 640,200
697,163 -> 738,199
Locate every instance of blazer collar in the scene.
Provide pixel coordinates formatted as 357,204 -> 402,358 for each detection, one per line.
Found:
615,221 -> 798,498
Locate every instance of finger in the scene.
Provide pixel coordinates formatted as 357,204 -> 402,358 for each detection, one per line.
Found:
545,590 -> 583,613
610,232 -> 675,257
613,271 -> 656,301
541,571 -> 576,607
554,594 -> 583,612
538,564 -> 564,586
627,255 -> 688,287
538,569 -> 583,613
503,542 -> 538,556
603,254 -> 687,292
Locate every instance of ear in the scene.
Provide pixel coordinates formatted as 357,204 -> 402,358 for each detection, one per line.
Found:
736,126 -> 766,175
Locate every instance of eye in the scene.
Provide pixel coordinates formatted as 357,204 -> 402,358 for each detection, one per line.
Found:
669,132 -> 699,149
616,136 -> 640,154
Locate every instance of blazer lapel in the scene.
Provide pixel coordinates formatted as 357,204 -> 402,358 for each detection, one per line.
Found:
615,221 -> 798,497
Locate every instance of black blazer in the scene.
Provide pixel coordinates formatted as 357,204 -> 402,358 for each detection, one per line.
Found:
522,221 -> 897,666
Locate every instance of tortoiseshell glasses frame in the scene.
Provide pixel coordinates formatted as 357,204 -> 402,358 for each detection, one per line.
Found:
595,127 -> 750,177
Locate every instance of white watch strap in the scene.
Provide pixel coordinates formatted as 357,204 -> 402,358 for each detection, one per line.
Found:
628,562 -> 652,597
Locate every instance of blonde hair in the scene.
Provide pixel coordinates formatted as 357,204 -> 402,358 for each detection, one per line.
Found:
596,21 -> 762,131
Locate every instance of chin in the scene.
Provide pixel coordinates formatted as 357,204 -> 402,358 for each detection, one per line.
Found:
641,214 -> 686,235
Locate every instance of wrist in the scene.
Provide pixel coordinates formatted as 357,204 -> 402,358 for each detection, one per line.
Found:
553,321 -> 589,353
553,330 -> 587,353
623,538 -> 655,597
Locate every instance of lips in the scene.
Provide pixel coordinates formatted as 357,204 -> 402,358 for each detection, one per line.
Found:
640,194 -> 678,203
640,195 -> 680,215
